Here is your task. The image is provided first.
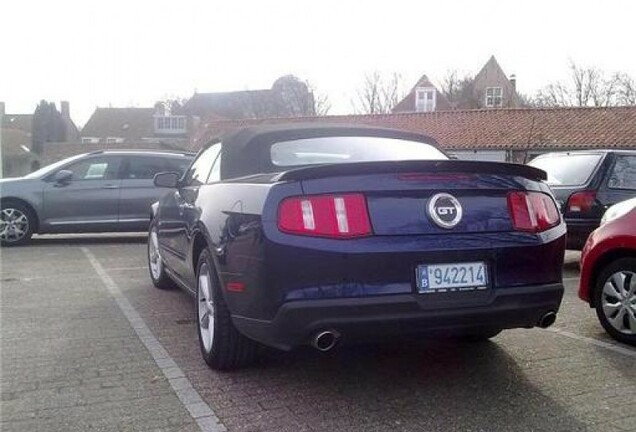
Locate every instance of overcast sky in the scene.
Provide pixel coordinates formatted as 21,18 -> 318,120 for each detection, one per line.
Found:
2,0 -> 635,126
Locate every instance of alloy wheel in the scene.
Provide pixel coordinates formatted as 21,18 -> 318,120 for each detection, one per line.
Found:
601,271 -> 636,335
148,229 -> 162,280
0,208 -> 29,243
198,263 -> 215,352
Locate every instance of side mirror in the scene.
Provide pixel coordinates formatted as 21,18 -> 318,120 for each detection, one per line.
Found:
54,170 -> 73,185
154,171 -> 180,188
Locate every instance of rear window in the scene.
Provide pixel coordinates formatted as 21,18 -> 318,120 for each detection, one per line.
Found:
270,136 -> 447,167
607,155 -> 636,190
528,153 -> 602,186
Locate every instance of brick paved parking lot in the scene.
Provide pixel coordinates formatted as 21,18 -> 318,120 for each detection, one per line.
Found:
1,236 -> 635,432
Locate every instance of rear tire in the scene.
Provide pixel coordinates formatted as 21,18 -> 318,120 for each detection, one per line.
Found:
196,248 -> 260,370
594,258 -> 636,346
0,201 -> 35,247
147,221 -> 176,289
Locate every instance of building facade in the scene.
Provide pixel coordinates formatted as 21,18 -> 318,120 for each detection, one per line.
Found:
393,56 -> 522,113
80,106 -> 191,149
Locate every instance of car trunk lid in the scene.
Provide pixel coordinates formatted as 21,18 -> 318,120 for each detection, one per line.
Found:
281,161 -> 549,236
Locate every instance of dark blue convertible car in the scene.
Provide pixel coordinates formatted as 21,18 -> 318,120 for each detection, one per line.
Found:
148,124 -> 566,369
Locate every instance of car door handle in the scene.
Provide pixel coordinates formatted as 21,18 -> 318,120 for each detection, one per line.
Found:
102,184 -> 119,189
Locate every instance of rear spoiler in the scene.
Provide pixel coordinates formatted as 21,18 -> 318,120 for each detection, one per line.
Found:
277,160 -> 547,182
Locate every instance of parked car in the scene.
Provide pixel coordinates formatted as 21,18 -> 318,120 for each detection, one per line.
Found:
148,124 -> 566,370
0,150 -> 194,246
528,150 -> 636,250
148,125 -> 566,369
579,198 -> 636,345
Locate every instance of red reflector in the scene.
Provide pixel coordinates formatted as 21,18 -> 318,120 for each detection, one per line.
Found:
508,191 -> 560,232
278,194 -> 372,238
508,192 -> 535,231
226,282 -> 245,292
566,191 -> 596,213
529,193 -> 561,230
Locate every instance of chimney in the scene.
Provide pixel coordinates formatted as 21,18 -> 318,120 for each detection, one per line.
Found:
61,101 -> 70,118
509,74 -> 517,92
0,101 -> 5,117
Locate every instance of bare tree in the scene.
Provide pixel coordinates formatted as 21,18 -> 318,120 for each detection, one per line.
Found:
235,75 -> 329,118
533,82 -> 572,107
273,75 -> 315,116
616,73 -> 636,105
307,81 -> 331,116
156,96 -> 188,114
352,72 -> 404,114
534,61 -> 636,107
277,77 -> 332,116
516,92 -> 537,108
440,70 -> 476,107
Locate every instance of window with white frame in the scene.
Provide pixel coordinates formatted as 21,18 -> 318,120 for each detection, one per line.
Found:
154,115 -> 187,134
485,87 -> 503,108
106,137 -> 123,144
415,87 -> 436,112
81,137 -> 99,144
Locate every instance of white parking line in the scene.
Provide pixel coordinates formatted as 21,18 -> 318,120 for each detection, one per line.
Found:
82,247 -> 227,432
546,327 -> 636,358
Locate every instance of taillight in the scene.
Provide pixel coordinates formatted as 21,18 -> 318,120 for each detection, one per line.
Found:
278,194 -> 372,238
508,191 -> 560,232
566,191 -> 597,213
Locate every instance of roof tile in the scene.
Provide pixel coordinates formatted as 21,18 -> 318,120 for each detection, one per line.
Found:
81,107 -> 155,141
195,107 -> 636,151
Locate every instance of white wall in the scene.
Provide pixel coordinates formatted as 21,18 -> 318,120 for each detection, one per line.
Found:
450,150 -> 507,162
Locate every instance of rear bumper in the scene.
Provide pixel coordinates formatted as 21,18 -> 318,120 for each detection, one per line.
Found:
565,218 -> 599,250
232,283 -> 564,350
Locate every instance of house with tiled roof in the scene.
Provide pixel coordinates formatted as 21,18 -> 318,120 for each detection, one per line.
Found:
394,56 -> 522,113
393,75 -> 451,114
183,91 -> 275,119
182,75 -> 316,120
469,56 -> 522,109
80,106 -> 193,147
194,106 -> 636,163
77,75 -> 315,150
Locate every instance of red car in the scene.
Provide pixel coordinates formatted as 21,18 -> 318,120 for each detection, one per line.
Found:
579,198 -> 636,345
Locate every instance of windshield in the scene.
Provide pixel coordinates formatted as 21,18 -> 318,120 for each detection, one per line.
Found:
528,153 -> 602,186
24,154 -> 85,179
271,136 -> 447,166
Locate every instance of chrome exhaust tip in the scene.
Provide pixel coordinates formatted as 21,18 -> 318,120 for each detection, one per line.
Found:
312,330 -> 340,352
538,312 -> 557,329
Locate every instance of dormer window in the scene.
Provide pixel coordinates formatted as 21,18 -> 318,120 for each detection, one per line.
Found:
415,87 -> 436,112
485,87 -> 503,108
154,115 -> 187,134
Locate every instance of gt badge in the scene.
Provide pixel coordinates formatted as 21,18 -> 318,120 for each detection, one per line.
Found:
427,193 -> 463,229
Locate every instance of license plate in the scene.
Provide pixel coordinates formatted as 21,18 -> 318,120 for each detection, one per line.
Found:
416,262 -> 488,293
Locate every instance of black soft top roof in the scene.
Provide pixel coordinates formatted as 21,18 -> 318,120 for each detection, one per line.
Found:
216,123 -> 441,179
